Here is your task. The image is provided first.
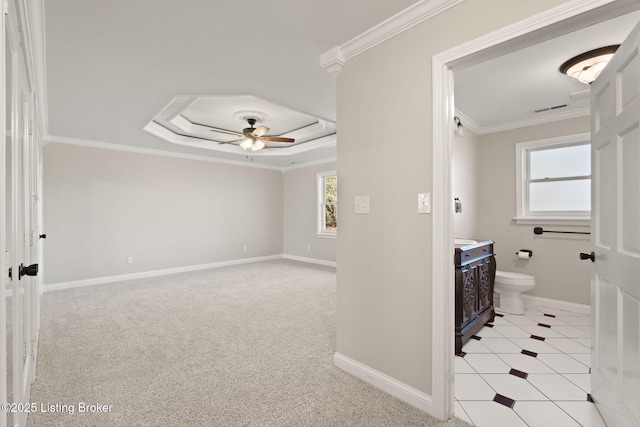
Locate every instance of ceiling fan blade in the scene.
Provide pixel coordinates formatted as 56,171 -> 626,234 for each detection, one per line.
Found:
260,136 -> 295,143
218,139 -> 243,145
252,126 -> 269,137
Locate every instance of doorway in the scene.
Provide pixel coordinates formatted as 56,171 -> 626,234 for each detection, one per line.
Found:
431,0 -> 640,423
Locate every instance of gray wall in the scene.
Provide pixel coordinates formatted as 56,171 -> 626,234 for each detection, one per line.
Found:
283,161 -> 337,263
475,117 -> 592,305
336,0 -> 568,396
43,143 -> 284,284
453,130 -> 480,239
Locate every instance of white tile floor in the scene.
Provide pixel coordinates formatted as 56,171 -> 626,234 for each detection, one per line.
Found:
454,304 -> 607,427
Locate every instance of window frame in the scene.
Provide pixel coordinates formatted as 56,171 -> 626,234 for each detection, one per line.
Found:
515,133 -> 591,226
317,170 -> 337,238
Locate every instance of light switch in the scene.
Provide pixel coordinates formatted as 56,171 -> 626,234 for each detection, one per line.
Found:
355,196 -> 370,214
418,193 -> 430,214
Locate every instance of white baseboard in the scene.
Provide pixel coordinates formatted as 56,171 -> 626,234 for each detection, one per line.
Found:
333,352 -> 435,416
44,255 -> 283,292
522,294 -> 590,315
44,254 -> 337,292
282,254 -> 336,268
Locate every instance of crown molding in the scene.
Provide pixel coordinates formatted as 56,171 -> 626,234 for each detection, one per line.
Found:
43,134 -> 338,173
320,0 -> 463,76
43,135 -> 284,171
280,157 -> 337,173
480,106 -> 590,134
452,110 -> 482,136
457,106 -> 590,135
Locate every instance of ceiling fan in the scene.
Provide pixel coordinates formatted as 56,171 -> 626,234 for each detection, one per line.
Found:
211,118 -> 295,151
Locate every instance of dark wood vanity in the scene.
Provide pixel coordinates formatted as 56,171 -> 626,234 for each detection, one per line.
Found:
455,240 -> 496,354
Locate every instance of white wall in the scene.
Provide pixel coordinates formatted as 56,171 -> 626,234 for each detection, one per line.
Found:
336,0 -> 569,396
283,161 -> 337,264
452,129 -> 480,239
43,143 -> 285,284
476,117 -> 592,305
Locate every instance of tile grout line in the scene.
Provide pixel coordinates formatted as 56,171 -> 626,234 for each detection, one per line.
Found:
456,304 -> 597,426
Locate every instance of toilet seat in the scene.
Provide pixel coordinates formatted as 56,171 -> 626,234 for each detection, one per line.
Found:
495,271 -> 535,286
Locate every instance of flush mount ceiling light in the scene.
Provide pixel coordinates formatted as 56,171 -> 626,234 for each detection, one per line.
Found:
560,45 -> 619,84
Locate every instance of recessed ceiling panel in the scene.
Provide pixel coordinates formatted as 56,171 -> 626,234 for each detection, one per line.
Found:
144,94 -> 336,156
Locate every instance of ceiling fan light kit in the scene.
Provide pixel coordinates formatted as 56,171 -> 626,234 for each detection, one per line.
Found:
560,45 -> 619,84
213,117 -> 295,151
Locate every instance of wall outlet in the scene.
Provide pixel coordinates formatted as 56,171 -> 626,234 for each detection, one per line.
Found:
307,244 -> 311,251
243,246 -> 247,252
127,256 -> 134,264
355,196 -> 370,214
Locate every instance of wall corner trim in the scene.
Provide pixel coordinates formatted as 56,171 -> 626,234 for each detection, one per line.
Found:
333,353 -> 437,418
282,254 -> 336,268
320,0 -> 463,76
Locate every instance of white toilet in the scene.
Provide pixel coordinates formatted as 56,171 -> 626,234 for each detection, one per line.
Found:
494,271 -> 536,315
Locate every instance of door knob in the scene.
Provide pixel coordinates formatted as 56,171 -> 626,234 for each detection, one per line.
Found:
18,263 -> 38,279
579,252 -> 595,262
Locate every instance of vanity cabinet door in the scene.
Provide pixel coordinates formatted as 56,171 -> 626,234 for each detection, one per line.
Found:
460,265 -> 478,327
477,258 -> 495,314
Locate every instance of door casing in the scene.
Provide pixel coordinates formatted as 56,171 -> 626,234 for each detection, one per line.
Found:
430,0 -> 640,421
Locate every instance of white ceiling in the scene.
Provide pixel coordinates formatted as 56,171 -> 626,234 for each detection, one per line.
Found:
43,2 -> 640,167
43,0 -> 418,168
455,10 -> 640,134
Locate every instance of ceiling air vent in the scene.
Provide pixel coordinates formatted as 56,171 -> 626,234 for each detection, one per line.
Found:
533,104 -> 568,114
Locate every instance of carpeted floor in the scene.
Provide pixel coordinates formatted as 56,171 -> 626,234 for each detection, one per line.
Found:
28,260 -> 471,426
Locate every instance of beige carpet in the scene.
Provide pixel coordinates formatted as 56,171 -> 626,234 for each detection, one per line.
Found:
28,260 -> 471,426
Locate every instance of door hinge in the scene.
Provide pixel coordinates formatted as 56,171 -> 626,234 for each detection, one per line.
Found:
3,0 -> 8,15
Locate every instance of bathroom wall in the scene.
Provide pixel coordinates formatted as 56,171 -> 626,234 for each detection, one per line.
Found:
452,128 -> 480,239
475,116 -> 592,306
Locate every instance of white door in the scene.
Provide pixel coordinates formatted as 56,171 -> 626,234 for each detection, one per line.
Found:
590,19 -> 640,427
3,2 -> 39,425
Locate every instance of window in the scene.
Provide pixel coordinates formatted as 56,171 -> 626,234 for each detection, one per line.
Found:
515,133 -> 591,225
317,170 -> 337,237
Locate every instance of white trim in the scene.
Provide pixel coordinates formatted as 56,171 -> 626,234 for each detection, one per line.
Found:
43,135 -> 283,171
515,133 -> 591,222
317,170 -> 337,238
431,53 -> 455,421
522,295 -> 591,315
320,0 -> 463,76
457,106 -> 591,136
477,107 -> 590,135
43,255 -> 283,292
0,1 -> 6,423
432,0 -> 622,421
44,255 -> 337,292
280,157 -> 336,173
282,254 -> 336,268
28,0 -> 48,139
333,353 -> 435,415
514,217 -> 591,226
45,134 -> 337,174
